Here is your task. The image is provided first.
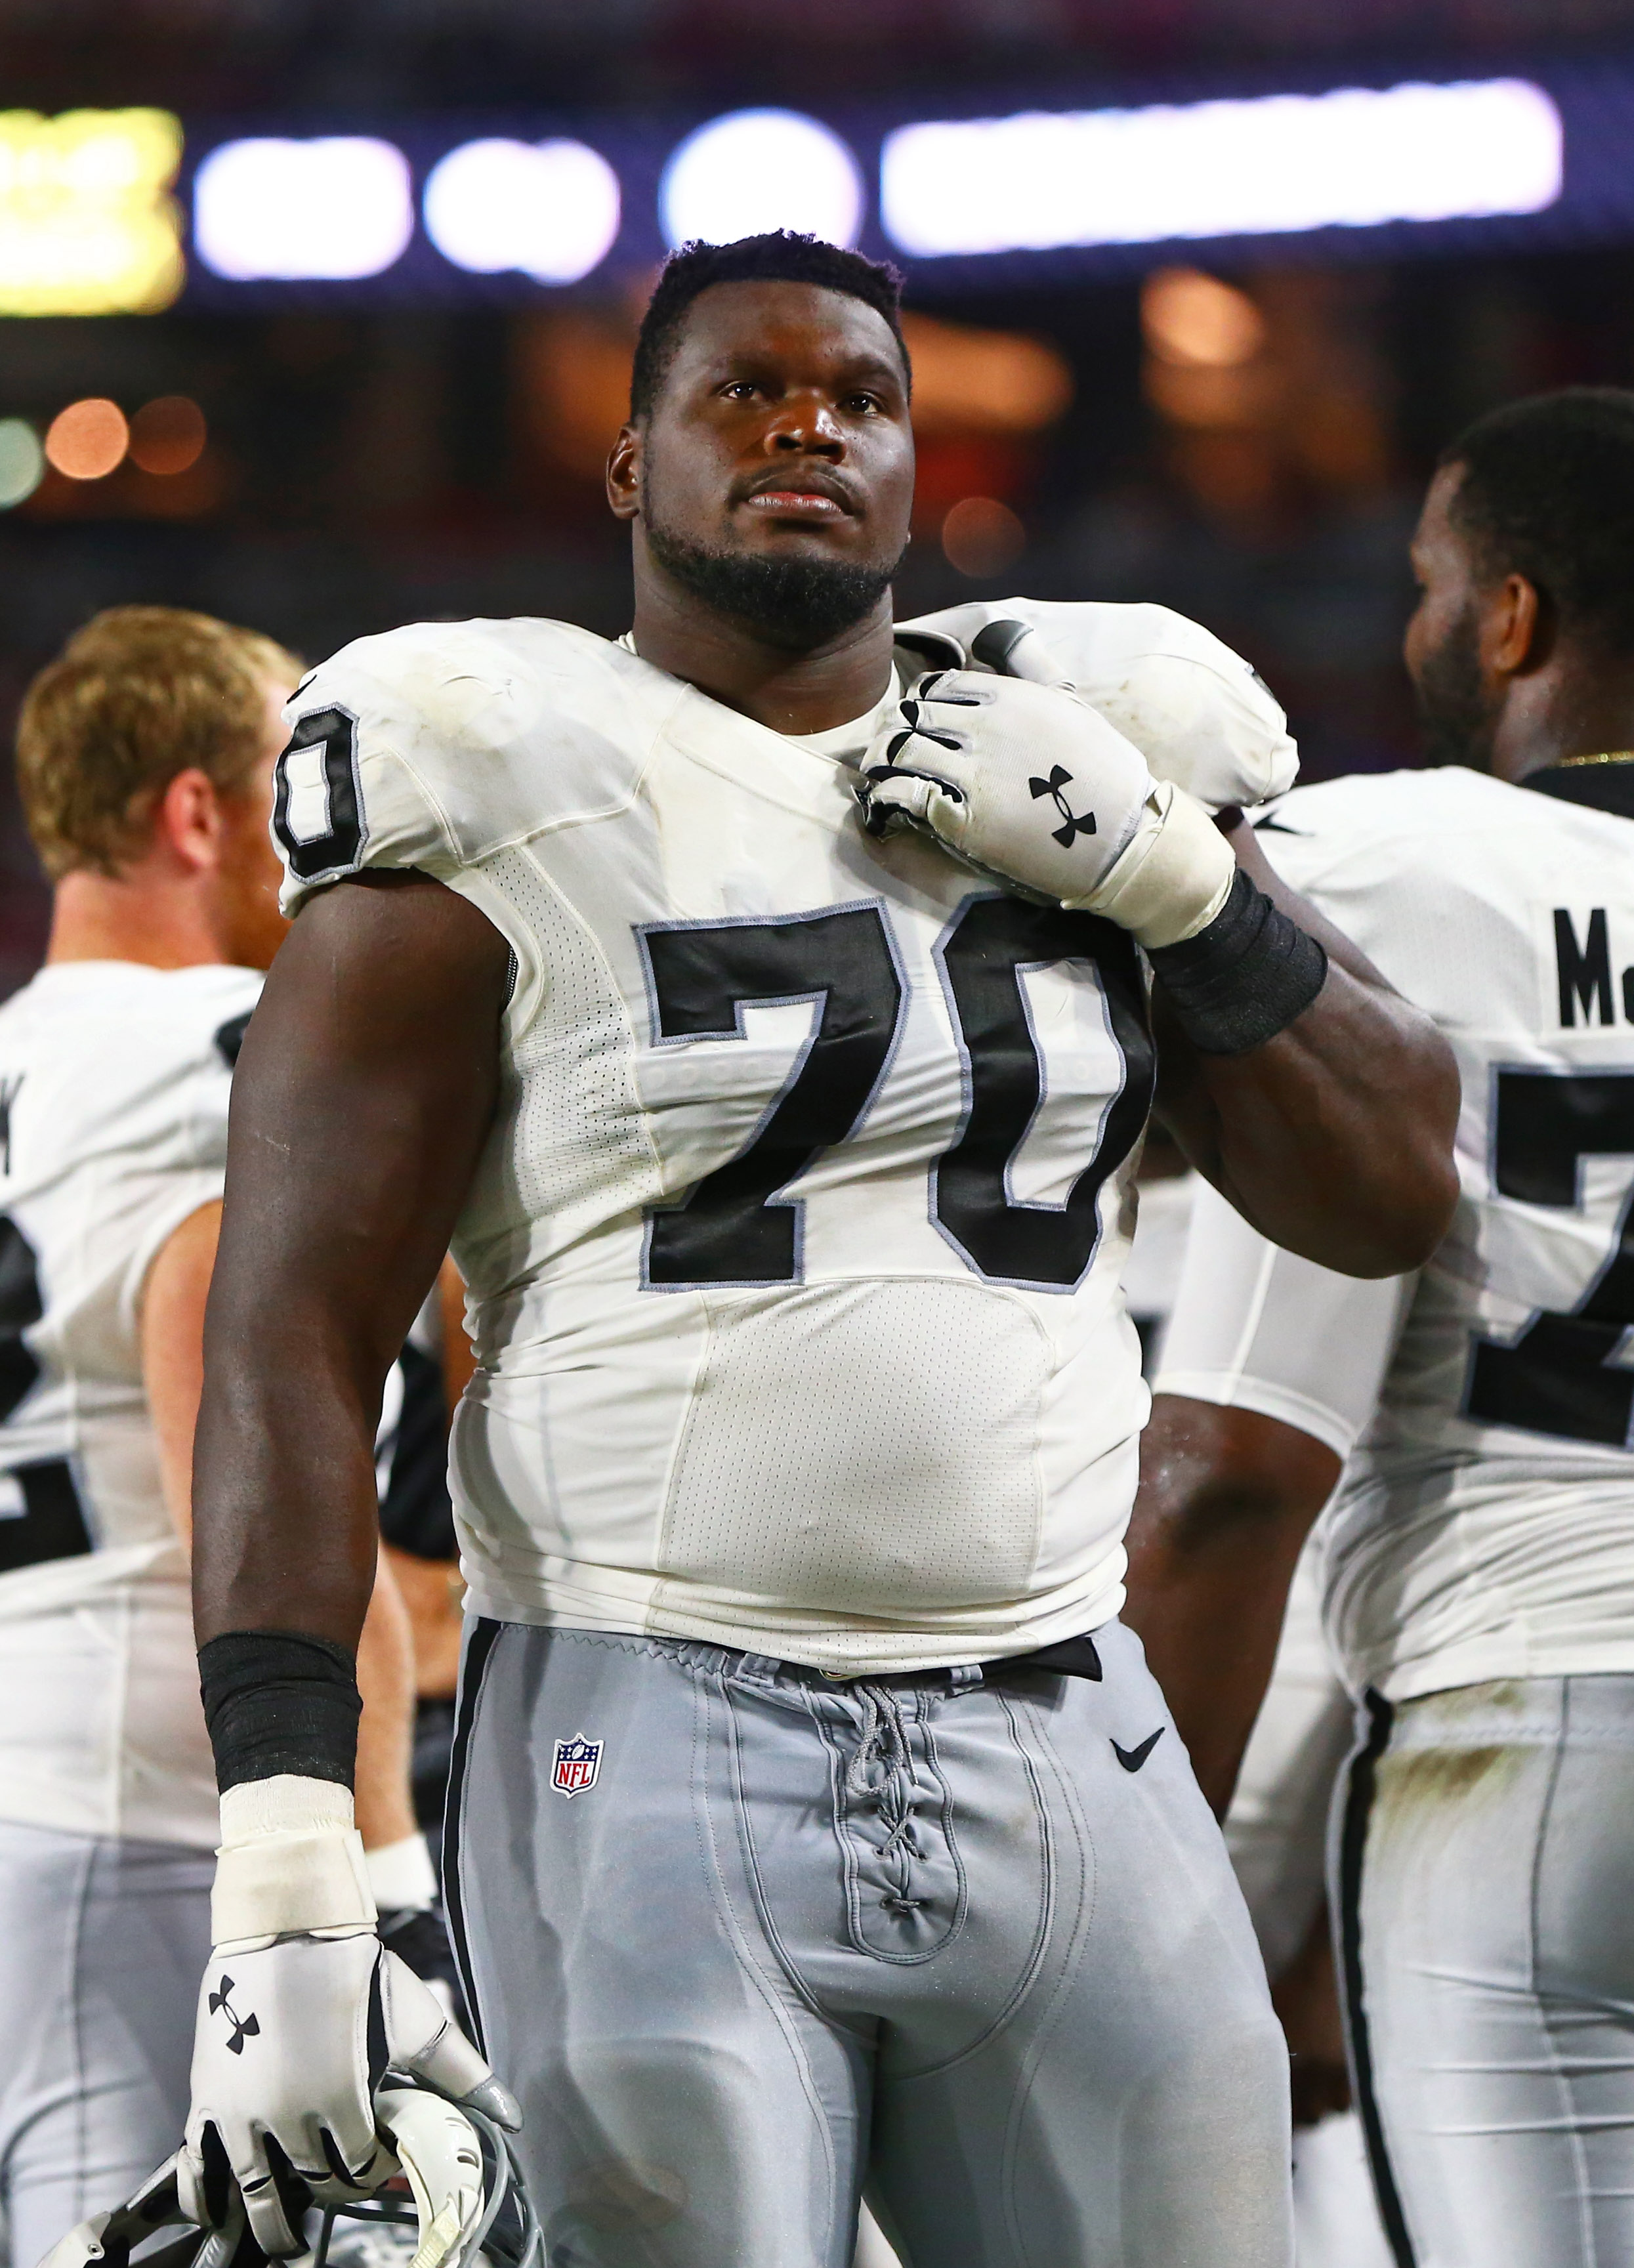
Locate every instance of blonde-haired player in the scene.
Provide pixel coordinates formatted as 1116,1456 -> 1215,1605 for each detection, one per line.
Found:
0,609 -> 432,2266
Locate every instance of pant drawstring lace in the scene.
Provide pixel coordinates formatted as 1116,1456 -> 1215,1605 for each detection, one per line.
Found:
845,1683 -> 925,1913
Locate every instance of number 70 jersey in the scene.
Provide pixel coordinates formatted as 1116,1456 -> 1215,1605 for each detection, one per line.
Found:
274,616 -> 1169,1673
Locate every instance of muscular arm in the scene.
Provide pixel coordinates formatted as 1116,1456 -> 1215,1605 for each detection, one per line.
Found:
191,868 -> 510,1658
143,1193 -> 425,1843
1122,1393 -> 1340,1818
1153,821 -> 1459,1277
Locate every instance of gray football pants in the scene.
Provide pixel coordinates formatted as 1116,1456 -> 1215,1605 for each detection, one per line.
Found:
0,1821 -> 213,2268
446,1619 -> 1292,2268
1335,1675 -> 1634,2267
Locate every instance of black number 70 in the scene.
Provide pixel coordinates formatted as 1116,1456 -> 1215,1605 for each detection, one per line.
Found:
638,894 -> 1153,1295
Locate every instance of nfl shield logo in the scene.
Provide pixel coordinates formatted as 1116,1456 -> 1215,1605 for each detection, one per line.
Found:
551,1734 -> 603,1798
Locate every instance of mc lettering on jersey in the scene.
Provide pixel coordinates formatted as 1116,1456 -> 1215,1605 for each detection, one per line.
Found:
1554,907 -> 1634,1027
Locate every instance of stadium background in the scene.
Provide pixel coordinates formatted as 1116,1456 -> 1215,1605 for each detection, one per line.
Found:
1,0 -> 1633,1005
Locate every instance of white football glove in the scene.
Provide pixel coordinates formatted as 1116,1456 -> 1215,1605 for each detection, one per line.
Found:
897,598 -> 1300,810
42,2090 -> 492,2268
858,669 -> 1238,948
180,1777 -> 518,2258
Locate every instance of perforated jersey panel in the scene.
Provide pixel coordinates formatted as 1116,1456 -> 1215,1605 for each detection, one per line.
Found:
478,844 -> 656,1228
656,1277 -> 1046,1614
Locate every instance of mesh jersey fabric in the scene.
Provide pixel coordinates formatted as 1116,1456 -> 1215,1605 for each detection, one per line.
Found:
1157,765 -> 1634,1702
270,608 -> 1291,1672
0,960 -> 262,1846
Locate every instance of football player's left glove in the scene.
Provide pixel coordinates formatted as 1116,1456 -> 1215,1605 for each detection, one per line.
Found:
858,669 -> 1237,948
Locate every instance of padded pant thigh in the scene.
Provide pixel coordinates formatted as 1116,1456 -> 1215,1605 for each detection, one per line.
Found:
0,1824 -> 212,2268
1345,1677 -> 1634,2268
450,1629 -> 866,2268
872,1630 -> 1293,2268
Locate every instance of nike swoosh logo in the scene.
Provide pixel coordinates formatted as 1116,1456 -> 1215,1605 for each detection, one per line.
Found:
1112,1729 -> 1165,1773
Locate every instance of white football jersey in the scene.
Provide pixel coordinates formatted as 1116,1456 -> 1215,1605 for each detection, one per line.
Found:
272,604 -> 1292,1673
0,960 -> 261,1845
1158,765 -> 1634,1702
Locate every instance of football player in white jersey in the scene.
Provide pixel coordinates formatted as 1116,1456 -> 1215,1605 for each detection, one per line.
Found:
178,233 -> 1459,2268
0,609 -> 447,2267
1128,385 -> 1634,2265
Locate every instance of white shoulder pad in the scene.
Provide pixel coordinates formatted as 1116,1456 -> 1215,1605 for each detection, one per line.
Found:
898,596 -> 1298,811
274,618 -> 677,916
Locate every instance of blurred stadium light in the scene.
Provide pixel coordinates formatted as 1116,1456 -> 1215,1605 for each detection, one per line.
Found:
1141,270 -> 1266,368
45,398 -> 129,480
128,396 -> 206,476
0,109 -> 182,315
194,136 -> 413,280
3,57 -> 1628,311
658,109 -> 865,249
423,138 -> 621,282
898,314 -> 1074,432
0,420 -> 45,509
879,79 -> 1562,257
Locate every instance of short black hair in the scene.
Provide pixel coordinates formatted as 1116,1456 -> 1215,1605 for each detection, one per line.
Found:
629,230 -> 909,421
1440,387 -> 1634,657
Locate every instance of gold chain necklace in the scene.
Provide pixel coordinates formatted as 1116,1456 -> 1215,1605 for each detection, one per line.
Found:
1555,750 -> 1634,766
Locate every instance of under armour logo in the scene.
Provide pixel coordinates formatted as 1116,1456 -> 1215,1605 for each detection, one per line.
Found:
1030,766 -> 1097,849
208,1974 -> 261,2055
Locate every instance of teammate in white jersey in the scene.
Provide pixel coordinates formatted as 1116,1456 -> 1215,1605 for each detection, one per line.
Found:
1129,386 -> 1634,2265
0,609 -> 443,2267
178,234 -> 1458,2268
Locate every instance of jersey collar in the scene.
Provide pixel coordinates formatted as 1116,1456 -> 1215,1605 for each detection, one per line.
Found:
1522,758 -> 1634,821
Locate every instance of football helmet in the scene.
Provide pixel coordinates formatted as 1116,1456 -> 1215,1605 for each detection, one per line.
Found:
35,2079 -> 539,2268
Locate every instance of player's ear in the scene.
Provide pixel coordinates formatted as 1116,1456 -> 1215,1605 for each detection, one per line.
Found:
1488,572 -> 1547,678
606,424 -> 642,522
153,765 -> 226,876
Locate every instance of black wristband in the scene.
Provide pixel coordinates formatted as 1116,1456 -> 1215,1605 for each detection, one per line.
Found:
1147,868 -> 1328,1056
198,1629 -> 361,1794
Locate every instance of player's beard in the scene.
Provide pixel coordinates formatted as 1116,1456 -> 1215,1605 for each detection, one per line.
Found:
1412,598 -> 1501,771
644,510 -> 906,653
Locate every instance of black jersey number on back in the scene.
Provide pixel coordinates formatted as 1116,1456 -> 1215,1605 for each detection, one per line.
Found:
640,904 -> 905,1287
272,707 -> 366,884
0,1214 -> 92,1570
933,896 -> 1155,1288
1467,1069 -> 1634,1446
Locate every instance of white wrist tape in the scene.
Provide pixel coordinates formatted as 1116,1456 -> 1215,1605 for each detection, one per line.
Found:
213,1773 -> 377,1947
365,1831 -> 439,1914
1069,779 -> 1237,948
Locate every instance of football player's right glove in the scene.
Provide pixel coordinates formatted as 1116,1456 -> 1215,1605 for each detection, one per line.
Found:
37,2076 -> 540,2268
858,669 -> 1237,948
180,1775 -> 517,2258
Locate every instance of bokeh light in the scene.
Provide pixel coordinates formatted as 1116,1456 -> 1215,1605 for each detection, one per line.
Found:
902,314 -> 1074,434
1142,270 -> 1266,368
194,137 -> 413,282
425,138 -> 620,284
129,395 -> 206,474
45,398 -> 129,480
941,497 -> 1026,578
0,109 -> 183,316
0,420 -> 44,507
660,110 -> 864,249
881,78 -> 1563,259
